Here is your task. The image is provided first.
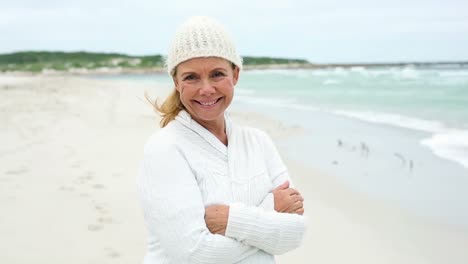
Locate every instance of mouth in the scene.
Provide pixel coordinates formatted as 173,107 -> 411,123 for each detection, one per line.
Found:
193,97 -> 223,107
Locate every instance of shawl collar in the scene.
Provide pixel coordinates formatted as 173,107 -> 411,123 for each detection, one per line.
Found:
175,110 -> 232,156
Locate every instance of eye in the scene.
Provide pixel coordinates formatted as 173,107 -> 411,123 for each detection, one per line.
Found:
211,71 -> 226,78
183,74 -> 197,81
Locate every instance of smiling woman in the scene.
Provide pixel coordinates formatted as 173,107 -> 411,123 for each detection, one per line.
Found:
173,57 -> 239,144
137,16 -> 306,264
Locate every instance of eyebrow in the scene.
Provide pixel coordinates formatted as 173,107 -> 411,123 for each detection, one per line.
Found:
180,67 -> 228,77
211,67 -> 228,72
181,71 -> 196,78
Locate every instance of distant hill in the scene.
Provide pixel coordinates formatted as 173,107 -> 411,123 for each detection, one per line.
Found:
0,51 -> 164,72
0,51 -> 310,73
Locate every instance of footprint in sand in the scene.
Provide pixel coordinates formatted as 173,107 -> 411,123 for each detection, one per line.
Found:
71,161 -> 81,169
0,176 -> 13,183
75,172 -> 94,185
87,224 -> 103,231
5,168 -> 29,175
64,147 -> 75,159
104,248 -> 121,258
108,251 -> 120,258
59,186 -> 75,192
79,171 -> 94,181
94,204 -> 108,215
97,217 -> 113,224
92,184 -> 105,190
76,178 -> 88,185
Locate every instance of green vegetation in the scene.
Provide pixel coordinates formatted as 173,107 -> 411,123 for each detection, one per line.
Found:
0,51 -> 164,72
0,51 -> 309,72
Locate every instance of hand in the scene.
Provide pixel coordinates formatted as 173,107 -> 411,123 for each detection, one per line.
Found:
272,181 -> 304,215
204,204 -> 229,235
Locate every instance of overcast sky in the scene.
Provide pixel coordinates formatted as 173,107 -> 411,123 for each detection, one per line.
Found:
1,0 -> 467,63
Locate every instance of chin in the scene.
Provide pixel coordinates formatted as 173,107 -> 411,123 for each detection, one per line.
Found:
192,110 -> 225,122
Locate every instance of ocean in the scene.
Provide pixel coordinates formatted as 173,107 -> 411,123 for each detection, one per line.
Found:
234,65 -> 468,170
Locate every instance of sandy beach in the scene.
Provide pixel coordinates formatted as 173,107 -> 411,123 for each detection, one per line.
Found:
1,74 -> 467,264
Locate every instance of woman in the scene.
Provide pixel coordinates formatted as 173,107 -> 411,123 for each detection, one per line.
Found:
137,16 -> 306,263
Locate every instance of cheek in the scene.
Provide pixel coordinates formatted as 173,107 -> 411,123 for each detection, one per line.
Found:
179,86 -> 195,104
226,86 -> 235,97
220,79 -> 235,90
179,85 -> 188,97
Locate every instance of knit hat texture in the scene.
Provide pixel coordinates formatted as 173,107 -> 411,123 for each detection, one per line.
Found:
166,16 -> 243,76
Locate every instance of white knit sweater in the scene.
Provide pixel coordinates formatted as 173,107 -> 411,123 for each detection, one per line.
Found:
137,111 -> 306,264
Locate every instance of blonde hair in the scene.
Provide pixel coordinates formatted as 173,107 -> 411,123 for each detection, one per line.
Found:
146,87 -> 185,128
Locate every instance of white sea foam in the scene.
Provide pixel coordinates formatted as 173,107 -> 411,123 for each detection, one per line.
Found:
421,130 -> 468,169
301,68 -> 347,77
330,110 -> 468,168
333,67 -> 348,76
330,109 -> 468,170
331,110 -> 445,133
368,69 -> 392,77
399,67 -> 420,79
311,70 -> 333,76
322,79 -> 339,85
234,95 -> 295,107
249,69 -> 311,78
236,88 -> 256,95
350,66 -> 366,72
238,95 -> 445,133
438,70 -> 468,77
350,67 -> 370,77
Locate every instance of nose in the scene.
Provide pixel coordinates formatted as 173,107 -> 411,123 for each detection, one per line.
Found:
199,79 -> 215,96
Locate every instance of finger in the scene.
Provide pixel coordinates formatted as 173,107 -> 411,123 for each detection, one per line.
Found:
285,200 -> 303,213
286,188 -> 300,196
279,195 -> 300,213
295,207 -> 304,215
292,201 -> 304,211
292,194 -> 304,202
274,181 -> 290,191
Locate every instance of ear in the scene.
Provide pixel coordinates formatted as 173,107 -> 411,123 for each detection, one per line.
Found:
232,67 -> 240,86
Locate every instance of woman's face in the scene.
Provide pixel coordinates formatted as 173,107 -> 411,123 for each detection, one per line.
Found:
173,57 -> 239,127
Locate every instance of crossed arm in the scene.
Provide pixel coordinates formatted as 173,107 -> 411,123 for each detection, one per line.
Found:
205,180 -> 305,235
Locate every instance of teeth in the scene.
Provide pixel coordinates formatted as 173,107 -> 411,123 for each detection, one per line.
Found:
199,99 -> 217,106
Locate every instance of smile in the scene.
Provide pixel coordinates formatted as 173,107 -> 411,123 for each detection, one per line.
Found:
194,97 -> 222,107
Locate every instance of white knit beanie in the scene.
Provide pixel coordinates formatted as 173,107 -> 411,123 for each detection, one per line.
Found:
166,16 -> 243,76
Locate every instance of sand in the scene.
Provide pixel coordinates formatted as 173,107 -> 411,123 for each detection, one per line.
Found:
1,74 -> 467,264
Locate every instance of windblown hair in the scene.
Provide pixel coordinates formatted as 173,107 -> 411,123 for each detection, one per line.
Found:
146,88 -> 185,128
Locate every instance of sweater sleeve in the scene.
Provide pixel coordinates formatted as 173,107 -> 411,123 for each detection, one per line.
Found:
226,203 -> 306,255
261,131 -> 294,188
137,142 -> 258,264
224,130 -> 307,255
256,131 -> 295,210
258,192 -> 274,210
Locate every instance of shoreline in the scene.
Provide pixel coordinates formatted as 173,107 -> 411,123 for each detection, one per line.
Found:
1,74 -> 468,263
232,100 -> 468,228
